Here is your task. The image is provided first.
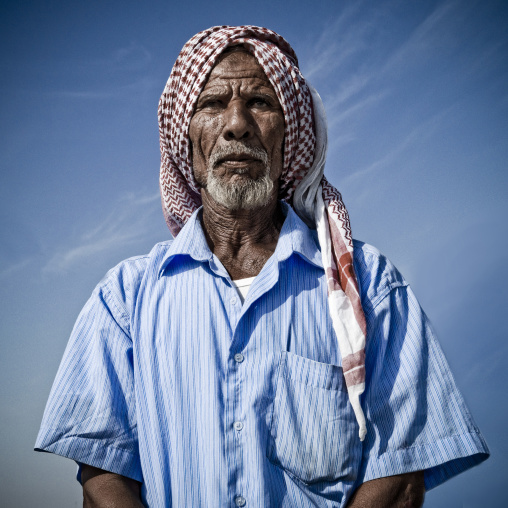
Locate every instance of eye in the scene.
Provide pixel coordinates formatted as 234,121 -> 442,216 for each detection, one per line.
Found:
197,94 -> 226,111
249,96 -> 272,108
202,99 -> 223,109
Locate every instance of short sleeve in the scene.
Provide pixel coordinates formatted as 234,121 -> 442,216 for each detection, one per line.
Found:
34,271 -> 142,483
359,284 -> 489,490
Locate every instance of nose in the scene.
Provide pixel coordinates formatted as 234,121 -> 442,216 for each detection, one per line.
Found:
222,101 -> 252,141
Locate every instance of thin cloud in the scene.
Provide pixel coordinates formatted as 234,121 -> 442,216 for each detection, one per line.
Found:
55,90 -> 116,100
462,39 -> 508,85
80,41 -> 153,73
47,42 -> 156,100
301,0 -> 484,180
302,0 -> 467,141
111,41 -> 152,71
42,191 -> 161,275
52,75 -> 160,100
326,90 -> 387,131
299,3 -> 395,151
379,0 -> 461,76
323,74 -> 373,113
343,105 -> 454,183
302,2 -> 372,82
0,259 -> 32,281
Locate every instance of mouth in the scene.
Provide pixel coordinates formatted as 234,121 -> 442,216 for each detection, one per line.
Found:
215,154 -> 263,173
217,154 -> 260,164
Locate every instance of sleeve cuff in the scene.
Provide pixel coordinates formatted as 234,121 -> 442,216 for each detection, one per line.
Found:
361,431 -> 490,490
35,434 -> 142,483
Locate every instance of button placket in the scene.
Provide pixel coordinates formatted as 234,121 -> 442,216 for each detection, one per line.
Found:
229,285 -> 249,508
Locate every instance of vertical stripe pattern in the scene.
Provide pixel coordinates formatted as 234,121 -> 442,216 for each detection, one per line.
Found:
35,204 -> 489,506
158,25 -> 368,437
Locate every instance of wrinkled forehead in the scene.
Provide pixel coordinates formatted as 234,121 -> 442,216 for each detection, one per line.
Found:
200,49 -> 280,98
216,44 -> 256,63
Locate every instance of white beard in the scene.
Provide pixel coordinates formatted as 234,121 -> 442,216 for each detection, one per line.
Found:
205,142 -> 274,210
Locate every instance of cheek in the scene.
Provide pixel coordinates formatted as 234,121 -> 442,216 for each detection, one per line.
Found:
266,114 -> 285,162
189,116 -> 222,182
190,115 -> 223,159
266,112 -> 284,143
189,119 -> 207,186
188,119 -> 202,160
270,116 -> 285,181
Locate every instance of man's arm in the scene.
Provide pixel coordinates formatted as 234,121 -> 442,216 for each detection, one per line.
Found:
81,465 -> 143,508
347,471 -> 425,508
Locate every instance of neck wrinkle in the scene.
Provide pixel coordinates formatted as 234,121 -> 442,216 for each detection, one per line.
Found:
200,189 -> 284,257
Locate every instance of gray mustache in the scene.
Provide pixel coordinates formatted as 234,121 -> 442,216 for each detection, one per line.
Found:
208,142 -> 269,170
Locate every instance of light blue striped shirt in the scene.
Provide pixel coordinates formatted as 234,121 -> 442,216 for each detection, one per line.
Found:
35,203 -> 489,507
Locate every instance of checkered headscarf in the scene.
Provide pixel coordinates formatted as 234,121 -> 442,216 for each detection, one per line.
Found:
159,25 -> 368,440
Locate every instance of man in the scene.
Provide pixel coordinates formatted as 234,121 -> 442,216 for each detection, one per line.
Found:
35,26 -> 489,507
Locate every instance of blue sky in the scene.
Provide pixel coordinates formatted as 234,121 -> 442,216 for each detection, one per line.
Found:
1,0 -> 507,506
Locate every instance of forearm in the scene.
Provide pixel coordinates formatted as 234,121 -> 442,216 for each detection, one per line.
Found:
82,465 -> 143,508
346,471 -> 425,508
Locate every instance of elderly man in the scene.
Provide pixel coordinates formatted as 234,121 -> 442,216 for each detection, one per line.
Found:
36,26 -> 489,507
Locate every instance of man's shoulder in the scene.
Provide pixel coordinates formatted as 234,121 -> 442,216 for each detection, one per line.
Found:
97,240 -> 174,294
352,240 -> 408,315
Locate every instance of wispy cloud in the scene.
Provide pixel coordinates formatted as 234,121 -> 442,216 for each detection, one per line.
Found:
326,90 -> 387,131
300,0 -> 468,155
379,0 -> 460,76
0,258 -> 32,281
299,4 -> 395,154
42,191 -> 162,275
302,2 -> 372,82
81,41 -> 153,73
110,41 -> 152,71
54,90 -> 117,100
343,105 -> 454,183
460,38 -> 508,92
52,75 -> 160,100
47,41 -> 156,100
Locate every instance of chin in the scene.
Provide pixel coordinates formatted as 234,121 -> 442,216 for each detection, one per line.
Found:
206,173 -> 275,210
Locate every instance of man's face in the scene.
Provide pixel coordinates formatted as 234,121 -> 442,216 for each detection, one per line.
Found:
189,50 -> 285,209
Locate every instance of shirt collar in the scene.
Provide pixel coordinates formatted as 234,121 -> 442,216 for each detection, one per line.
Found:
158,202 -> 323,278
274,202 -> 323,268
158,207 -> 211,278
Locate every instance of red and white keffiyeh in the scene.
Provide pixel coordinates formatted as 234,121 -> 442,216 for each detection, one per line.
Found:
158,25 -> 368,440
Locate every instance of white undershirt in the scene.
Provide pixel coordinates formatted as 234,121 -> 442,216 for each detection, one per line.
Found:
231,276 -> 255,303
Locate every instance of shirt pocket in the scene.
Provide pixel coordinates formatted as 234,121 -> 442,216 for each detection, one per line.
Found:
266,351 -> 361,484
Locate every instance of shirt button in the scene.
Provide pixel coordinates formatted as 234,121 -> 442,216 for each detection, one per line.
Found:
235,496 -> 246,507
233,421 -> 244,431
230,297 -> 238,305
234,353 -> 244,363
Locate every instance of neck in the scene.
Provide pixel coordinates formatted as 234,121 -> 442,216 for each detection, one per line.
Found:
200,190 -> 284,279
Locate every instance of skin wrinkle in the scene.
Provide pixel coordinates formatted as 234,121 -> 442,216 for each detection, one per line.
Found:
189,50 -> 285,280
81,45 -> 425,508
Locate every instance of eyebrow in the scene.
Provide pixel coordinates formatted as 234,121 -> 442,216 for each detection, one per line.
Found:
195,91 -> 227,107
199,85 -> 277,98
197,83 -> 228,97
